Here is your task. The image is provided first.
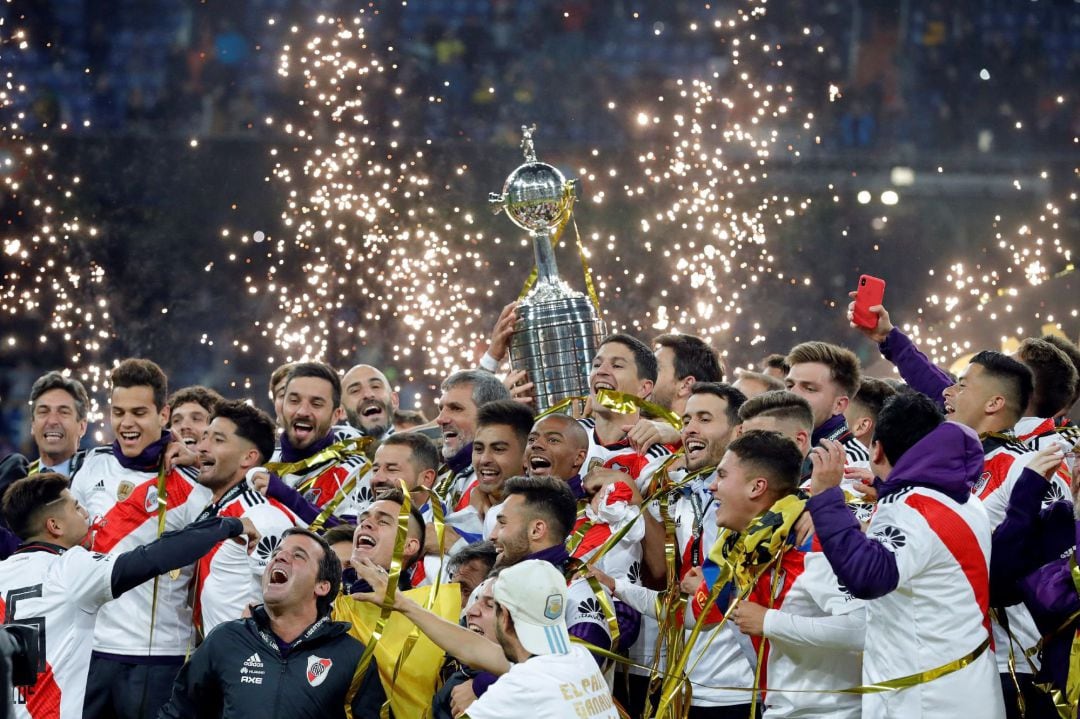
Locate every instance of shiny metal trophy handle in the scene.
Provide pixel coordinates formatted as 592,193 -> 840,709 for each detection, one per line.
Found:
488,126 -> 605,411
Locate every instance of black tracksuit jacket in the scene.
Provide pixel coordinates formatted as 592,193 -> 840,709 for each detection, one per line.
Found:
158,605 -> 386,719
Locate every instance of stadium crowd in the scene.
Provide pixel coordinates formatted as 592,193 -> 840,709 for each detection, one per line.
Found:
10,0 -> 1079,152
0,283 -> 1078,719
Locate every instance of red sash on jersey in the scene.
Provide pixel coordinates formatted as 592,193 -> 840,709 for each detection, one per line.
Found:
299,464 -> 350,508
905,493 -> 993,645
92,470 -> 197,552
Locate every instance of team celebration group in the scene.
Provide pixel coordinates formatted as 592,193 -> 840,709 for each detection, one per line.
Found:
1,291 -> 1079,719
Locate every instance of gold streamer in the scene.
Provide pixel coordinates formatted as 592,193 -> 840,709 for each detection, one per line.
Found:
347,483 -> 413,701
571,217 -> 602,315
266,436 -> 374,488
534,394 -> 587,422
570,635 -> 992,695
308,461 -> 373,532
595,389 -> 683,430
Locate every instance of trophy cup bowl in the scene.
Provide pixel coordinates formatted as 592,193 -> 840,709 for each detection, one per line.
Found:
497,161 -> 574,235
489,126 -> 606,412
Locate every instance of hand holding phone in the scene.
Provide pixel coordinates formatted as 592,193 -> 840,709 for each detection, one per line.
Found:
852,275 -> 886,330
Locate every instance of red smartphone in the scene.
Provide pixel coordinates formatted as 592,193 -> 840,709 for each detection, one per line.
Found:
852,275 -> 886,329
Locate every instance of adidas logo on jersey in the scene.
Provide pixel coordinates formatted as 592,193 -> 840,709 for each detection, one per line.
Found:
243,653 -> 263,668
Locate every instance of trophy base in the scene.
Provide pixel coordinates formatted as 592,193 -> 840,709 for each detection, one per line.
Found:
509,293 -> 606,413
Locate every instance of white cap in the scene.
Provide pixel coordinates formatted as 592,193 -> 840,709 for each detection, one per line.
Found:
492,560 -> 571,656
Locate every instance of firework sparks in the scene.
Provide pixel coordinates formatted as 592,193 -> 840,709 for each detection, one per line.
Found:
229,1 -> 823,397
0,15 -> 112,425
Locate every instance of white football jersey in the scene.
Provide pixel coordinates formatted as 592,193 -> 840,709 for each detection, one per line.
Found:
861,486 -> 1004,719
465,644 -> 618,719
635,470 -> 754,706
70,449 -> 212,656
193,485 -> 296,634
759,551 -> 863,718
0,545 -> 116,719
270,426 -> 374,521
577,418 -> 675,493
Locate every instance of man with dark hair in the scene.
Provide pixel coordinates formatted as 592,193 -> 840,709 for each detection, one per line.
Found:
490,475 -> 627,665
523,413 -> 589,496
739,390 -> 815,458
341,364 -> 399,440
627,381 -> 754,717
1013,338 -> 1080,448
446,540 -> 497,604
580,333 -> 674,496
849,299 -> 1063,716
370,433 -> 440,499
760,353 -> 790,379
622,333 -> 725,457
1039,334 -> 1080,415
167,385 -> 223,448
444,400 -> 534,547
732,369 -> 785,399
844,377 -> 897,448
258,361 -> 373,525
808,393 -> 1003,718
368,434 -> 446,584
0,473 -> 258,719
432,369 -> 511,509
160,527 -> 386,719
27,370 -> 90,476
652,333 -> 724,415
72,358 -> 214,719
350,488 -> 427,588
192,400 -> 297,633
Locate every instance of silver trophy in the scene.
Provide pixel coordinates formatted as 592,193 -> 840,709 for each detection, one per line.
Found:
489,125 -> 606,412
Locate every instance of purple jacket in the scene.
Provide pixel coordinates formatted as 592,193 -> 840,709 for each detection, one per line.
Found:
990,464 -> 1079,693
808,422 -> 983,599
879,327 -> 953,409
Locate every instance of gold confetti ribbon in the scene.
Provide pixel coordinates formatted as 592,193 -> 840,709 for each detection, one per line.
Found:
594,389 -> 682,430
571,635 -> 992,696
308,461 -> 373,532
147,461 -> 173,662
347,482 -> 413,709
266,436 -> 374,489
